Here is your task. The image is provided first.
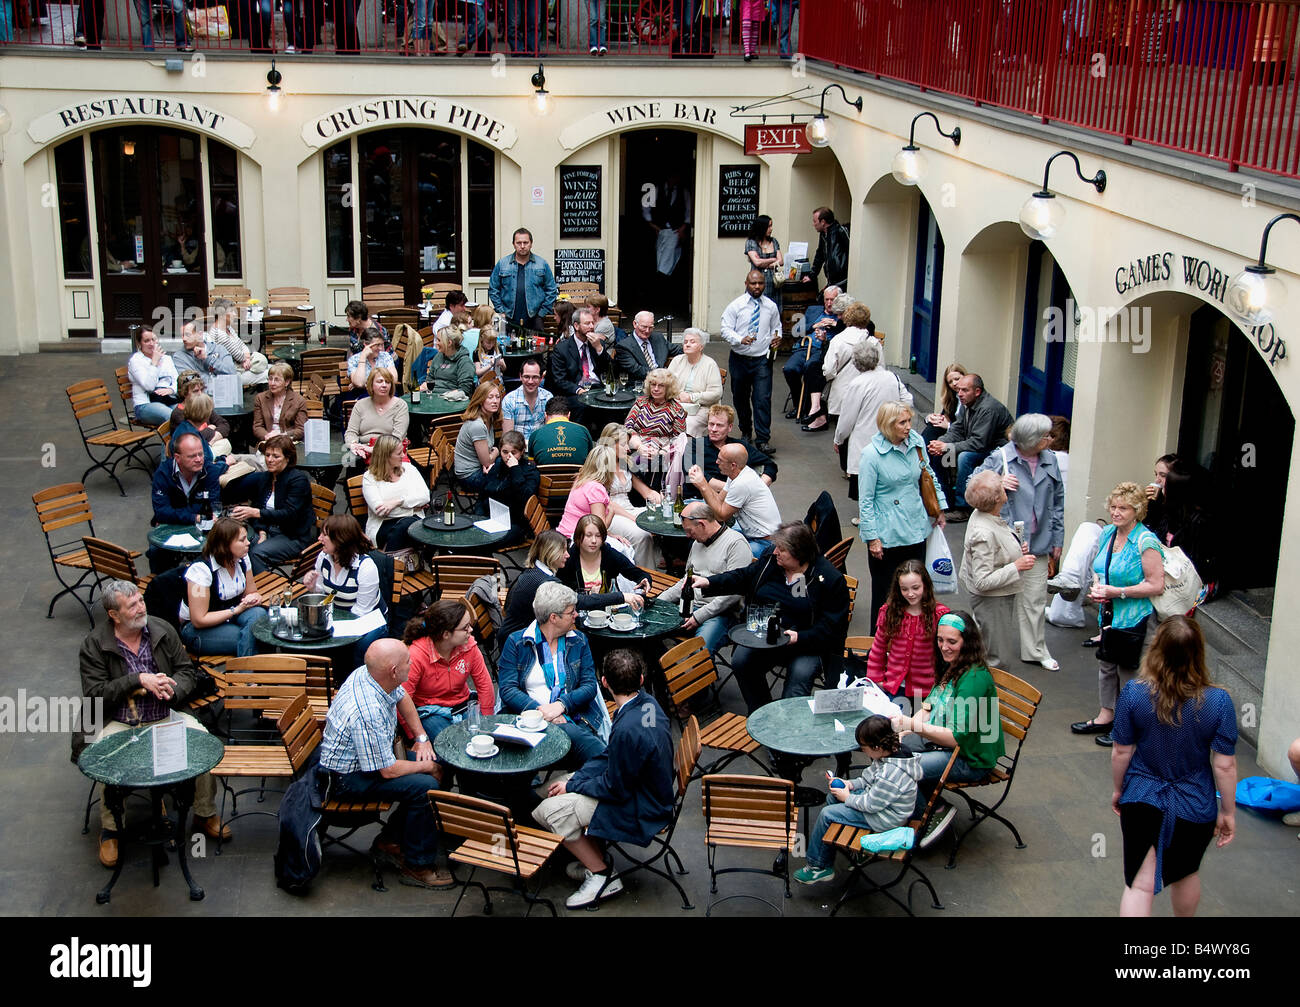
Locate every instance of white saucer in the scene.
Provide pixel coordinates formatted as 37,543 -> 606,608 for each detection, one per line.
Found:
514,717 -> 546,733
608,617 -> 637,632
465,742 -> 499,759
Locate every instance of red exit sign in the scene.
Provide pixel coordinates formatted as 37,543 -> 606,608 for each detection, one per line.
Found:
744,123 -> 811,155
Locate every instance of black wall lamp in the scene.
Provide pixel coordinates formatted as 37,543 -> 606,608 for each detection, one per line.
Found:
266,59 -> 283,112
1227,212 -> 1299,325
531,64 -> 550,116
891,111 -> 961,185
805,84 -> 863,148
1019,150 -> 1107,240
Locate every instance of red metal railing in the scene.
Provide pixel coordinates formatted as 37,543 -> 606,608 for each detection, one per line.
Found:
803,0 -> 1300,179
0,0 -> 795,59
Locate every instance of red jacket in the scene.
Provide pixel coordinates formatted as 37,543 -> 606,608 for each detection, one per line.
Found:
401,638 -> 495,737
865,603 -> 950,701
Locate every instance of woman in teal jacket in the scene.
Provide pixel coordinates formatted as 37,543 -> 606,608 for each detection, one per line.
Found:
859,400 -> 947,628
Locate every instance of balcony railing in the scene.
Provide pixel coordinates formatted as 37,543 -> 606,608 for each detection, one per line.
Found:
803,0 -> 1300,179
0,0 -> 796,59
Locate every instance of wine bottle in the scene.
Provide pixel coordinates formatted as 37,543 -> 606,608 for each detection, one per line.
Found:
443,493 -> 456,526
679,564 -> 694,618
766,602 -> 782,645
198,495 -> 214,533
672,482 -> 684,526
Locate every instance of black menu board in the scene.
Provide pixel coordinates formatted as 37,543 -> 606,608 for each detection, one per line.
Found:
717,164 -> 760,238
555,248 -> 605,290
559,165 -> 602,239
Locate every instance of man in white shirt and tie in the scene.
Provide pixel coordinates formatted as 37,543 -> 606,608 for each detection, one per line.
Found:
720,269 -> 781,454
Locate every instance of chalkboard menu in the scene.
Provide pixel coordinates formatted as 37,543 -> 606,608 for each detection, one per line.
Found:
717,164 -> 760,238
555,248 -> 605,290
559,165 -> 602,239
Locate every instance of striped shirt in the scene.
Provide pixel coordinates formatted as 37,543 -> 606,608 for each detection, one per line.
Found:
501,386 -> 552,441
319,669 -> 405,774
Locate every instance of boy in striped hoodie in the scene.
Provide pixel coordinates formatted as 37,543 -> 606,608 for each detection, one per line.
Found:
795,715 -> 923,885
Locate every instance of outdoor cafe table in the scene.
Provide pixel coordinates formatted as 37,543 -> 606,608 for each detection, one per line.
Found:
408,513 -> 511,555
636,507 -> 691,540
252,611 -> 380,694
215,396 -> 255,451
433,714 -> 571,777
148,523 -> 206,557
268,342 -> 305,378
575,387 -> 637,433
580,597 -> 684,645
403,392 -> 469,417
78,725 -> 225,904
298,447 -> 341,486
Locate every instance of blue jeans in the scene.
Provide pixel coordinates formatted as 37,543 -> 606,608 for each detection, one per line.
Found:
506,0 -> 540,52
180,607 -> 268,657
904,735 -> 989,814
728,351 -> 773,443
559,719 -> 605,767
586,0 -> 605,49
806,793 -> 894,869
774,0 -> 796,57
954,450 -> 988,509
139,0 -> 187,48
696,611 -> 735,658
748,537 -> 773,560
134,401 -> 173,426
732,647 -> 825,714
334,768 -> 441,868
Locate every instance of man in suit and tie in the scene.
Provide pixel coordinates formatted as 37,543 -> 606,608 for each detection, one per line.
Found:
547,306 -> 611,423
614,311 -> 678,384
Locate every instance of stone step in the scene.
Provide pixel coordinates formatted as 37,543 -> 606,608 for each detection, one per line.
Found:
1196,593 -> 1270,663
1206,653 -> 1262,747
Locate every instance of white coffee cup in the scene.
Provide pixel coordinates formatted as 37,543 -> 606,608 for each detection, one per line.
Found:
470,733 -> 494,755
519,710 -> 544,731
585,610 -> 608,627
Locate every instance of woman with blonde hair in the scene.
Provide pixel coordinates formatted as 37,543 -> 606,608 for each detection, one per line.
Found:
468,304 -> 506,383
453,381 -> 503,492
624,366 -> 687,461
1111,616 -> 1236,916
362,433 -> 430,549
1071,482 -> 1165,746
556,445 -> 640,547
595,423 -> 658,566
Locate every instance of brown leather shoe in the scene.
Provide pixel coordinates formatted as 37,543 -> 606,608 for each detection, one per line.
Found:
191,815 -> 232,841
398,863 -> 456,890
98,831 -> 119,869
371,838 -> 403,867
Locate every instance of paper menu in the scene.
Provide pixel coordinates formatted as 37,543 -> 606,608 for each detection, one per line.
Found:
335,608 -> 387,637
152,718 -> 188,775
492,724 -> 544,748
474,498 -> 511,534
163,532 -> 201,548
788,240 -> 809,261
303,418 -> 330,457
212,373 -> 241,409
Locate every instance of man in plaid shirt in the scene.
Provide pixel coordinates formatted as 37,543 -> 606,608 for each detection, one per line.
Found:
319,639 -> 453,889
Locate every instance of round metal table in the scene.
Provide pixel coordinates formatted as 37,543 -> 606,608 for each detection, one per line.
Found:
148,523 -> 206,556
728,623 -> 793,650
576,387 -> 637,433
78,726 -> 225,904
298,449 -> 341,487
581,597 -> 684,643
403,392 -> 468,417
214,399 -> 255,451
636,507 -> 691,540
251,612 -> 377,652
408,514 -> 511,554
268,343 -> 305,379
433,714 -> 571,776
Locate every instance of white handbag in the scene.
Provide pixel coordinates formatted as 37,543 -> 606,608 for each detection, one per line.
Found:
1152,545 -> 1204,619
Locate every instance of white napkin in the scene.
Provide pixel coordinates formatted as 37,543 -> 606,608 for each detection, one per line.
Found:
834,719 -> 846,733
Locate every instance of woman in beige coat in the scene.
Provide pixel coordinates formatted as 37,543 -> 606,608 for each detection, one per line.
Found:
959,470 -> 1036,668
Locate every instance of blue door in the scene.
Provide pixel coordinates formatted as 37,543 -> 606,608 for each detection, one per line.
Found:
1017,241 -> 1075,418
909,197 -> 944,382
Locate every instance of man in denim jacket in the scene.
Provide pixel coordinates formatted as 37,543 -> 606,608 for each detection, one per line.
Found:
489,228 -> 558,331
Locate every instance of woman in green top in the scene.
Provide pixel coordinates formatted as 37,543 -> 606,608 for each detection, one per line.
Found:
892,611 -> 1004,843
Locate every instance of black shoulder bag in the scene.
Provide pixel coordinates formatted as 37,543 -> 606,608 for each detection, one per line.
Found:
1096,527 -> 1147,669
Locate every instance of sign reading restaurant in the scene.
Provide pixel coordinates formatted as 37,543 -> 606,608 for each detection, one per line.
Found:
303,98 -> 518,151
28,96 -> 255,147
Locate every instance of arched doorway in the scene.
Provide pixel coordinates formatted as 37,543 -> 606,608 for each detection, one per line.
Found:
618,128 -> 697,323
909,194 -> 944,381
91,126 -> 207,337
1179,303 -> 1293,590
1017,240 -> 1077,418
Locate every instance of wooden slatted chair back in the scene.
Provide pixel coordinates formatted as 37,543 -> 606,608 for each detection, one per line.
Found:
379,307 -> 421,331
35,483 -> 94,543
82,536 -> 144,586
843,635 -> 874,662
261,316 -> 310,347
311,484 -> 336,524
845,575 -> 858,622
428,282 -> 463,301
266,286 -> 312,311
428,414 -> 465,445
429,556 -> 502,599
303,398 -> 324,421
300,348 -> 346,381
114,367 -> 142,421
660,636 -> 719,707
210,287 -> 251,308
537,464 -> 580,524
525,495 -> 552,537
222,656 -> 310,713
430,791 -> 514,847
677,716 -> 703,798
465,592 -> 496,651
361,284 -> 406,312
299,653 -> 335,706
824,537 -> 852,572
67,379 -> 118,428
347,474 -> 367,520
990,668 -> 1041,746
275,692 -> 323,772
701,774 -> 797,849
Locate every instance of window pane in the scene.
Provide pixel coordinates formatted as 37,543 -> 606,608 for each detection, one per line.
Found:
54,140 -> 92,277
468,191 -> 494,274
361,134 -> 405,274
156,133 -> 203,274
416,134 -> 458,275
468,138 -> 494,186
208,139 -> 241,277
324,140 -> 354,276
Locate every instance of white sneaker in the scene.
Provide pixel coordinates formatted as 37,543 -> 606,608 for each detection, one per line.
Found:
565,870 -> 623,909
1282,811 -> 1300,827
919,801 -> 957,849
285,45 -> 297,53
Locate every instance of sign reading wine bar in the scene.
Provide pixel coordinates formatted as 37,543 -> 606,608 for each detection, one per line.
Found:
559,165 -> 602,239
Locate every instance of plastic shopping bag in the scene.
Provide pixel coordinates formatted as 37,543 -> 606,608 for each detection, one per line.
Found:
925,526 -> 957,594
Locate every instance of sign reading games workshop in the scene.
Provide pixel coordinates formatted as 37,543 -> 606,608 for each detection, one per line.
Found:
303,98 -> 518,150
28,97 -> 254,148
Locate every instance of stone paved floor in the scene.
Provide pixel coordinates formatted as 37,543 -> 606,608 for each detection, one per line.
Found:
2,346 -> 1296,917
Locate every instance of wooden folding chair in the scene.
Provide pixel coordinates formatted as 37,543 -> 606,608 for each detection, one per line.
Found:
636,565 -> 679,599
499,496 -> 551,571
824,747 -> 959,916
220,656 -> 310,742
66,379 -> 158,495
266,286 -> 312,313
942,669 -> 1041,868
603,715 -> 700,910
428,791 -> 565,916
659,637 -> 770,777
34,483 -> 103,625
115,366 -> 160,433
378,307 -> 421,332
427,555 -> 502,601
83,536 -> 151,593
260,316 -> 311,351
311,484 -> 337,524
701,774 -> 798,915
361,284 -> 406,313
537,464 -> 580,526
299,348 -> 346,397
824,537 -> 852,572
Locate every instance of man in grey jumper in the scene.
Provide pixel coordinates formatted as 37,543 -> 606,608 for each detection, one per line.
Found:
658,502 -> 753,656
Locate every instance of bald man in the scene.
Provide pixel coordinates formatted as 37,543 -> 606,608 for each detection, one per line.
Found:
614,310 -> 676,383
720,270 -> 781,453
317,639 -> 453,889
687,443 -> 781,558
